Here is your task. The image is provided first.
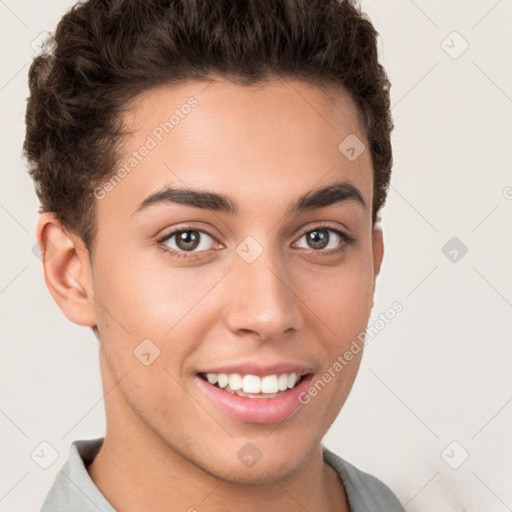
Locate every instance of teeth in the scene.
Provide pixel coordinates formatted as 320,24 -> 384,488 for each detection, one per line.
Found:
204,372 -> 304,396
228,373 -> 243,391
243,374 -> 261,393
217,373 -> 229,388
278,373 -> 288,391
206,373 -> 218,385
261,375 -> 278,394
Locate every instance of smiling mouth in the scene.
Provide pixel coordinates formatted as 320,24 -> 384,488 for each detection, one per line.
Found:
197,372 -> 309,399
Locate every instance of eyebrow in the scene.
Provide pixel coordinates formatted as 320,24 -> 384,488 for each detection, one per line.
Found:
132,180 -> 366,217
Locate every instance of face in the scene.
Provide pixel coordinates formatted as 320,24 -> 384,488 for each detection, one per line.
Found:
63,79 -> 383,483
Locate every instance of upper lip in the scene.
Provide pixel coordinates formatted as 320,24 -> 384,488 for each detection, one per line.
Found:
196,362 -> 314,377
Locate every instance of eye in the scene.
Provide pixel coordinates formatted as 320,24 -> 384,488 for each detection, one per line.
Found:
157,227 -> 217,260
156,224 -> 355,261
293,226 -> 354,254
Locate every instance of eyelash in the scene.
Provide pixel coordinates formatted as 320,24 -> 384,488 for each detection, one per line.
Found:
156,224 -> 356,261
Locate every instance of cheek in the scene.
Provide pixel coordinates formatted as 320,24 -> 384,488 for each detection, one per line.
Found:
91,248 -> 229,381
302,255 -> 375,342
93,248 -> 215,336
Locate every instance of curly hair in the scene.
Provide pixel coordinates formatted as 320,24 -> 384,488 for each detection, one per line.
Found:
23,0 -> 393,253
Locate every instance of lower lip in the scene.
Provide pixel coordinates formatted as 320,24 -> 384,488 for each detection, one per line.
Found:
195,374 -> 313,424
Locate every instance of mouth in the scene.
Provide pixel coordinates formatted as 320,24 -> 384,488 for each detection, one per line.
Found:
197,371 -> 309,399
195,371 -> 314,424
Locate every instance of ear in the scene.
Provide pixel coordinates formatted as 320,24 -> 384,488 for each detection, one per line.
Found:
372,224 -> 384,281
35,212 -> 97,327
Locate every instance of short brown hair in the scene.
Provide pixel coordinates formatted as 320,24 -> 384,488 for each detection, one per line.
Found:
23,0 -> 393,252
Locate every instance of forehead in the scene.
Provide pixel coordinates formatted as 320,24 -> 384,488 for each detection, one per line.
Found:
97,79 -> 372,222
126,78 -> 364,144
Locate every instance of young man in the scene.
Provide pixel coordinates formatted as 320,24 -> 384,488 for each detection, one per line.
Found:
25,0 -> 402,510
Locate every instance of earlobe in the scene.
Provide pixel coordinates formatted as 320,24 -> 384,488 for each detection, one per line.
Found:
35,213 -> 97,327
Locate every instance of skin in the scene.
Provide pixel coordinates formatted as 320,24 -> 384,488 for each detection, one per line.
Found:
37,79 -> 384,512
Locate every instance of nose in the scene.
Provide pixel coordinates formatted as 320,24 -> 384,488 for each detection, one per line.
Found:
223,248 -> 304,341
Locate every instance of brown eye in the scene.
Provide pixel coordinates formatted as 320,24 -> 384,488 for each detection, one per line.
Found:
305,229 -> 330,250
174,230 -> 201,251
159,229 -> 216,254
295,227 -> 350,252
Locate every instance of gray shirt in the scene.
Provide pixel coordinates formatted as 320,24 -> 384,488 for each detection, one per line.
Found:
40,437 -> 403,511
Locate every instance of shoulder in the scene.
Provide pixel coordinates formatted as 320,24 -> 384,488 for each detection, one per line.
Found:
39,438 -> 115,512
323,447 -> 403,512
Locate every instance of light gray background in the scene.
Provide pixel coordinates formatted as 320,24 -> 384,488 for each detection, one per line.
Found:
1,1 -> 511,511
